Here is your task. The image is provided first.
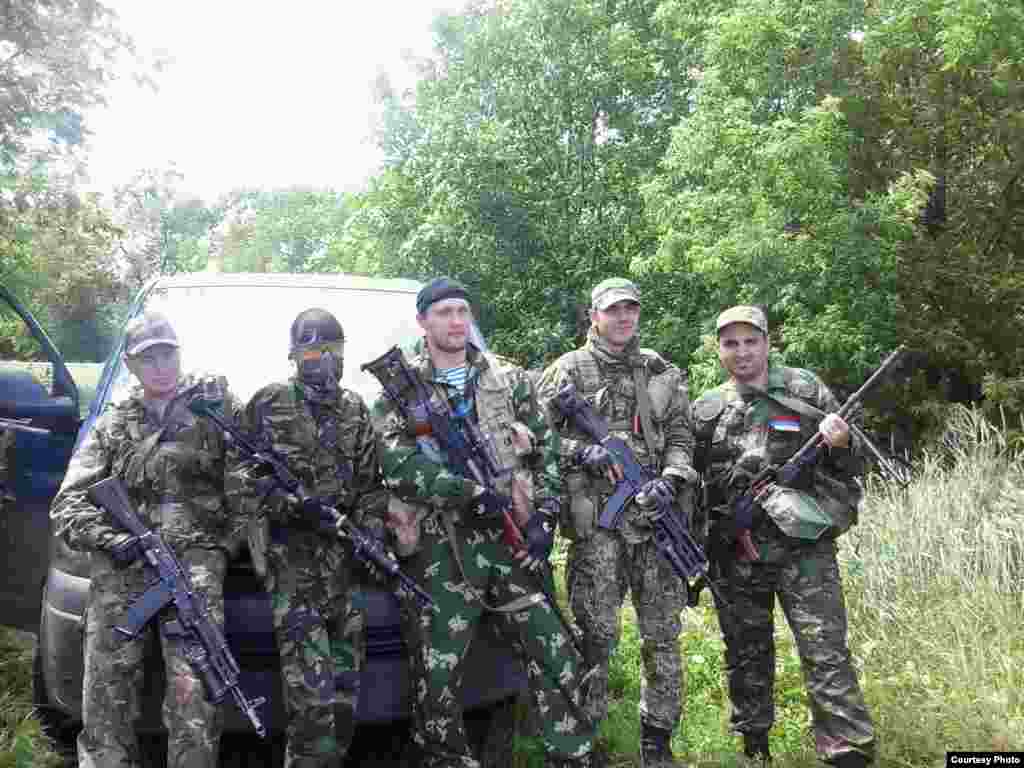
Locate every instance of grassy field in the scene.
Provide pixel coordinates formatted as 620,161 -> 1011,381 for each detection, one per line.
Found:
3,405 -> 1021,766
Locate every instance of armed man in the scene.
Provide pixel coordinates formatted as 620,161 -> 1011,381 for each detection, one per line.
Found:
226,308 -> 381,768
367,277 -> 594,768
691,306 -> 875,767
50,312 -> 242,768
537,277 -> 696,768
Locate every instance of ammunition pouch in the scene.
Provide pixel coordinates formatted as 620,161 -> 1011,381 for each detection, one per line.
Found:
563,471 -> 596,541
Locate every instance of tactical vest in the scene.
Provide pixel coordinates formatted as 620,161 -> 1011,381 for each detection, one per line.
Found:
389,351 -> 527,550
692,366 -> 859,540
560,347 -> 682,542
109,376 -> 231,550
253,382 -> 362,510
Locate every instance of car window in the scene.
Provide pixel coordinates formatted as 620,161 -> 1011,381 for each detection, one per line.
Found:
0,301 -> 58,402
106,284 -> 423,406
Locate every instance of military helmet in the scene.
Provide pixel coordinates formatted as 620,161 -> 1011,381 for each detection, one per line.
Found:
289,308 -> 344,356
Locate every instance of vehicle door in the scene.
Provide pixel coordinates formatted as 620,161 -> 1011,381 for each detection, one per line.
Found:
0,286 -> 81,631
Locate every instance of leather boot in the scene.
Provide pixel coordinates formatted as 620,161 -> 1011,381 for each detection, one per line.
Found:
741,731 -> 771,767
832,752 -> 870,768
640,721 -> 685,768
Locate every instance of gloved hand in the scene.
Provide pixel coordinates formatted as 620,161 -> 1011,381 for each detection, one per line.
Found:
634,477 -> 676,511
468,485 -> 510,518
575,443 -> 622,483
517,504 -> 556,571
107,534 -> 142,568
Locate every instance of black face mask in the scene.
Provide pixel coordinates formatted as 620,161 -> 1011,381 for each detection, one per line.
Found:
298,349 -> 342,392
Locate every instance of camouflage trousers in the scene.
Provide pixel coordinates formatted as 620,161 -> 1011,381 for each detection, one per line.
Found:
398,513 -> 594,768
266,528 -> 363,768
566,528 -> 686,731
710,523 -> 875,764
78,547 -> 227,768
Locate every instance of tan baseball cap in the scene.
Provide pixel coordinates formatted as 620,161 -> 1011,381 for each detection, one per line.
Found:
124,312 -> 180,356
591,277 -> 641,311
716,305 -> 768,335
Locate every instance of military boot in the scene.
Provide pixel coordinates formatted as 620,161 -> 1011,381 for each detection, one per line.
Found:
832,752 -> 870,768
640,721 -> 686,768
741,732 -> 771,767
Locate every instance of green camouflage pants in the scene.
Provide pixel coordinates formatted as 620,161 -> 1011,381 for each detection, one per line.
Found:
78,547 -> 227,768
566,528 -> 687,731
266,528 -> 363,768
710,523 -> 875,763
399,514 -> 594,768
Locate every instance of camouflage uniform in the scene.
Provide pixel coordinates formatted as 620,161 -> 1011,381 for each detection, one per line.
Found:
538,328 -> 695,743
371,343 -> 594,768
226,378 -> 379,768
50,373 -> 242,768
692,362 -> 875,765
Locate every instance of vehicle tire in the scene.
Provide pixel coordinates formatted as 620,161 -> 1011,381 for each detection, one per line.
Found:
32,645 -> 79,761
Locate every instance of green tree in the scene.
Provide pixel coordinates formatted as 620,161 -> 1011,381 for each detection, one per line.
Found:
349,0 -> 704,367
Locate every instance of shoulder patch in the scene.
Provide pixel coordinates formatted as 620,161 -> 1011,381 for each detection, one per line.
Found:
693,390 -> 725,422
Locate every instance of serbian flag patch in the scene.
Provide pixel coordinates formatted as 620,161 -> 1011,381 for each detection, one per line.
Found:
769,415 -> 801,432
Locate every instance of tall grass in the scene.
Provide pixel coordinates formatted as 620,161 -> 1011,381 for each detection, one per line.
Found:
844,406 -> 1024,763
0,630 -> 62,768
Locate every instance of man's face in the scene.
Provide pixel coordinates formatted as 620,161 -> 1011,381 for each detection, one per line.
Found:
125,344 -> 181,399
718,323 -> 769,383
590,299 -> 641,350
418,298 -> 472,355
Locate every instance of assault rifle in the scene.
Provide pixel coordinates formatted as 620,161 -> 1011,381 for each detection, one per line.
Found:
187,397 -> 435,609
552,385 -> 725,607
730,345 -> 907,560
86,477 -> 267,738
361,346 -> 595,720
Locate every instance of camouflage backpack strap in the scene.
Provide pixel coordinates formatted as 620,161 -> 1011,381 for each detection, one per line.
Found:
632,363 -> 659,462
691,389 -> 726,475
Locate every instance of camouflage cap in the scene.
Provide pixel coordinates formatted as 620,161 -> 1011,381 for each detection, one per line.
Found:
716,305 -> 768,335
591,277 -> 641,310
124,312 -> 180,356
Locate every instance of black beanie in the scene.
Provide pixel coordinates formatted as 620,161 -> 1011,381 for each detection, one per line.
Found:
416,277 -> 470,315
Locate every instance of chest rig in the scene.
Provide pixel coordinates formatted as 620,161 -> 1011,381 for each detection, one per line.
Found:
109,378 -> 225,541
567,348 -> 667,470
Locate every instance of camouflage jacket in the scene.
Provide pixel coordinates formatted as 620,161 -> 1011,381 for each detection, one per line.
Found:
537,331 -> 696,486
691,363 -> 863,535
51,373 -> 242,554
370,343 -> 561,530
225,378 -> 381,529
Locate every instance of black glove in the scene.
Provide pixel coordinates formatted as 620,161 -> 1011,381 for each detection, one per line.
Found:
468,486 -> 510,518
107,535 -> 142,568
635,477 -> 676,510
575,443 -> 616,475
521,510 -> 555,571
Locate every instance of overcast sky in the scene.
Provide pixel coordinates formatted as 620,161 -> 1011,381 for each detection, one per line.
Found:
84,1 -> 461,201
